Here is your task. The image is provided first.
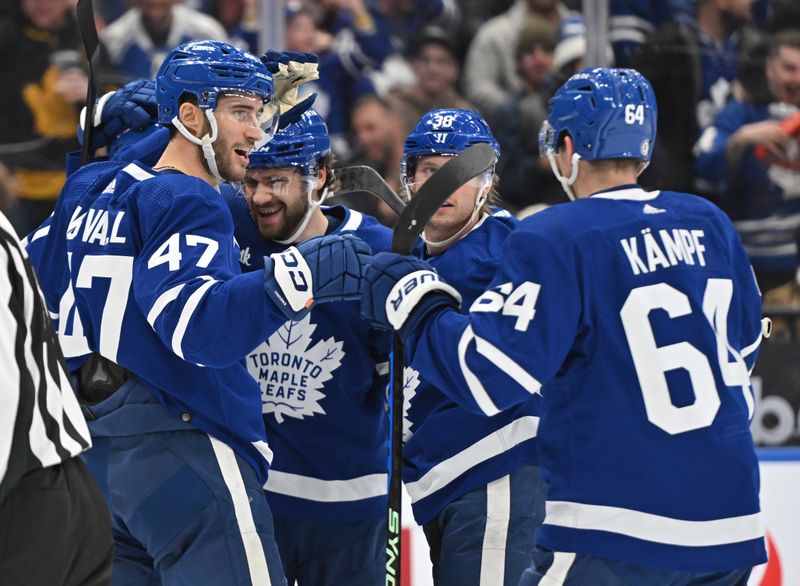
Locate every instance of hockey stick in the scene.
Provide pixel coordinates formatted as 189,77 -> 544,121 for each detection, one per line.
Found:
335,166 -> 406,216
385,142 -> 496,585
77,0 -> 99,165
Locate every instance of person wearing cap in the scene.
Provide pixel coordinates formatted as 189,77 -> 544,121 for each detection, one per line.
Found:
387,25 -> 475,137
491,16 -> 562,212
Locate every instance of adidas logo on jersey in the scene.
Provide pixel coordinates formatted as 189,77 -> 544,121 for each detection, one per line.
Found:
643,204 -> 665,214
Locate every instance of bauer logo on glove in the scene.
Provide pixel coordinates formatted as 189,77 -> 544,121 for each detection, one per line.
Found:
386,269 -> 461,330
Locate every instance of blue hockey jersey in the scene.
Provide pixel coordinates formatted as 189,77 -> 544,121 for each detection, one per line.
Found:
403,212 -> 541,525
28,161 -> 291,484
695,99 -> 800,273
406,186 -> 766,572
224,186 -> 392,521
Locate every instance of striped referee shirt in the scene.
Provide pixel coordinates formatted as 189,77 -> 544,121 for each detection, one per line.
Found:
0,211 -> 91,504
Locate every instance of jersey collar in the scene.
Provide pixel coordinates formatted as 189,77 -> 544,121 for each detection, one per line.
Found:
589,184 -> 661,201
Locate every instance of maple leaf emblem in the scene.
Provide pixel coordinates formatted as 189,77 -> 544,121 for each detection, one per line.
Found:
245,314 -> 344,424
402,367 -> 420,442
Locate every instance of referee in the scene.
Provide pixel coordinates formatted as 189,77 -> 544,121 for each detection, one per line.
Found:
0,210 -> 112,585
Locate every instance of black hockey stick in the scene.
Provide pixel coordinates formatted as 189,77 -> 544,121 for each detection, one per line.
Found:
385,142 -> 496,585
77,0 -> 99,165
335,165 -> 406,216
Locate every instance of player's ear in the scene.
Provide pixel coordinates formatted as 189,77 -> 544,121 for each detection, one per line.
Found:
178,102 -> 204,138
315,166 -> 327,192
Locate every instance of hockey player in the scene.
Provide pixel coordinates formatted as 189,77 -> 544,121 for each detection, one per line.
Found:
361,68 -> 767,584
223,109 -> 392,585
399,109 -> 544,586
59,76 -> 392,584
27,40 -> 370,585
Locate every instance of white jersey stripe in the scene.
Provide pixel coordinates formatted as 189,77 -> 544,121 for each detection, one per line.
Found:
122,163 -> 155,182
7,242 -> 62,468
458,326 -> 500,416
41,343 -> 83,455
0,245 -> 21,482
146,282 -> 185,327
540,552 -> 576,585
340,209 -> 364,232
265,470 -> 387,502
545,500 -> 764,547
209,436 -> 271,586
474,333 -> 541,396
591,188 -> 660,201
27,224 -> 50,245
405,416 -> 539,502
741,332 -> 762,360
251,440 -> 274,466
480,474 -> 510,586
171,277 -> 217,359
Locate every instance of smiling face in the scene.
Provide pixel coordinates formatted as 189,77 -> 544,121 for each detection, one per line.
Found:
767,45 -> 800,106
207,93 -> 266,182
243,167 -> 324,241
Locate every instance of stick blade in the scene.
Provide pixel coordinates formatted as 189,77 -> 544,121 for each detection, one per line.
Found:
392,142 -> 496,254
336,166 -> 406,216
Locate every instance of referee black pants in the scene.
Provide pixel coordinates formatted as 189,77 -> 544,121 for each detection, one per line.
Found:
0,456 -> 113,585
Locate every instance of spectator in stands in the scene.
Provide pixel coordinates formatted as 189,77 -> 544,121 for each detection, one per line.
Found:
454,0 -> 515,53
491,17 -> 561,211
0,0 -> 86,237
462,0 -> 567,115
286,0 -> 393,159
549,11 -> 614,87
217,0 -> 259,52
387,26 -> 474,137
331,95 -> 404,226
695,29 -> 800,291
609,0 -> 697,66
98,0 -> 228,84
634,0 -> 754,193
763,226 -> 800,340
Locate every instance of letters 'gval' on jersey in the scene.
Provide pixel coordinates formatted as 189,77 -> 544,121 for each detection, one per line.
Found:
225,185 -> 393,521
401,211 -> 541,526
27,161 -> 294,484
407,186 -> 767,572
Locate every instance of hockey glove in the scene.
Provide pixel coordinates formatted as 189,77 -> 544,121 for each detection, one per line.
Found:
260,50 -> 319,123
78,79 -> 157,149
264,234 -> 372,321
360,252 -> 461,341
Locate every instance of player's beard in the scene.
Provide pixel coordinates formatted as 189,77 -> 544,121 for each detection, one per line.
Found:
212,134 -> 246,182
253,189 -> 311,242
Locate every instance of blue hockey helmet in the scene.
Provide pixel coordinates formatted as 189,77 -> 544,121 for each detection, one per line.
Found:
248,108 -> 331,176
155,40 -> 275,124
538,67 -> 657,162
401,109 -> 501,181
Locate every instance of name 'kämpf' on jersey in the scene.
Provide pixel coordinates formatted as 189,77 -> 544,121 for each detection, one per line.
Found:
620,226 -> 707,275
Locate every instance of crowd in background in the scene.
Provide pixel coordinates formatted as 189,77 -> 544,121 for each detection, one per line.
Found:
3,0 -> 800,302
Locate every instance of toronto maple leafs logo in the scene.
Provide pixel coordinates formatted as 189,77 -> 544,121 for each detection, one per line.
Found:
245,314 -> 344,423
402,367 -> 421,442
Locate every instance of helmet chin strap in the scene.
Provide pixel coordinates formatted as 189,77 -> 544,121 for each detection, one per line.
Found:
172,110 -> 223,183
547,150 -> 581,201
420,177 -> 491,249
274,179 -> 330,245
